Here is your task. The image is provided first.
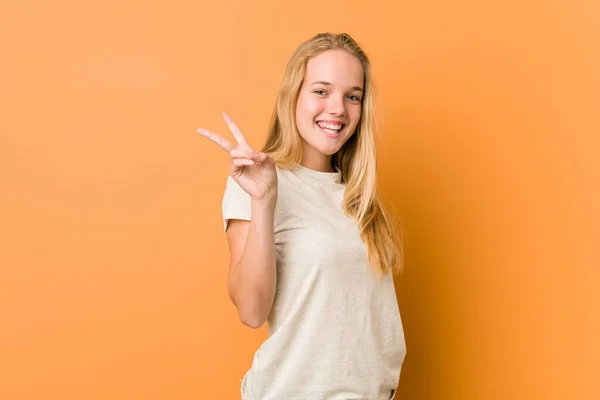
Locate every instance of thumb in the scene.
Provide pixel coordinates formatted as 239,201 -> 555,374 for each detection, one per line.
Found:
257,152 -> 275,166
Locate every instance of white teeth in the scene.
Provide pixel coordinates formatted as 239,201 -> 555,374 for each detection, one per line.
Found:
317,121 -> 343,131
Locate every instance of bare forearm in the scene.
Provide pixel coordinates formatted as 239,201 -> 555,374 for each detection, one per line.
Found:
228,196 -> 277,327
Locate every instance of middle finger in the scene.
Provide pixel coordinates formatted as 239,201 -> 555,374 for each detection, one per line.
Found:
222,112 -> 251,149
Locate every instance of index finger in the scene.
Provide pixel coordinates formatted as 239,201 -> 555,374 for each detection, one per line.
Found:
197,128 -> 235,152
222,112 -> 251,148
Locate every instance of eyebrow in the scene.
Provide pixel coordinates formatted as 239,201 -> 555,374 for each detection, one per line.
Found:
310,80 -> 363,92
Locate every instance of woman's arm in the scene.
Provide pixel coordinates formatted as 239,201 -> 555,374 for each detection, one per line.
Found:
197,112 -> 278,329
225,194 -> 277,329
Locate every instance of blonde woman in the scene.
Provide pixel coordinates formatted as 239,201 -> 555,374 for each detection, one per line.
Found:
197,32 -> 406,400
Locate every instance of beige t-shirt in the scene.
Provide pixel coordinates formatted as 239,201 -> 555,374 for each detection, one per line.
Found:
222,164 -> 406,400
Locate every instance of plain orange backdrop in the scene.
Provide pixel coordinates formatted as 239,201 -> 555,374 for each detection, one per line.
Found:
1,1 -> 598,399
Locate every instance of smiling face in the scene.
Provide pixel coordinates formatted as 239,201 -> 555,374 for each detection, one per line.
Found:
295,49 -> 364,171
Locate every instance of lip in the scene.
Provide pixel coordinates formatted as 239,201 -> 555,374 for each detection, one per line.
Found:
316,122 -> 343,137
316,119 -> 346,125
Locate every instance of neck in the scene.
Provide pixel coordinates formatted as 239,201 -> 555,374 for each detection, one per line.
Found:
300,141 -> 334,172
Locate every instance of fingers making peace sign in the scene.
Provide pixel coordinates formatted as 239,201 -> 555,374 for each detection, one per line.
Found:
197,112 -> 278,202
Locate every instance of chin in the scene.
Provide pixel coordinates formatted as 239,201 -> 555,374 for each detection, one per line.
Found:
319,146 -> 341,156
309,140 -> 342,156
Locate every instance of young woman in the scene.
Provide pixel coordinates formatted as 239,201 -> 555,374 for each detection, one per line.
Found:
198,32 -> 406,400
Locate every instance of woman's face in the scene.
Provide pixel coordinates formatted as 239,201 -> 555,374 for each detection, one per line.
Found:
295,49 -> 364,162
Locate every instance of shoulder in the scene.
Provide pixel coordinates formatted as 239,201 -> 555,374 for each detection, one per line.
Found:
274,165 -> 297,183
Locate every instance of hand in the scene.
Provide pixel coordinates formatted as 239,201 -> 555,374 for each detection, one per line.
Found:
197,112 -> 277,201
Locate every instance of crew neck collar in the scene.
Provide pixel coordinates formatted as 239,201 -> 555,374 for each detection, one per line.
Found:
294,164 -> 343,184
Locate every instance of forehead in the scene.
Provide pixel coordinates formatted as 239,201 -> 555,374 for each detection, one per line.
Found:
304,49 -> 364,88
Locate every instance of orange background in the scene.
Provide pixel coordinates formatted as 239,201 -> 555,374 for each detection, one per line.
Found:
1,1 -> 598,399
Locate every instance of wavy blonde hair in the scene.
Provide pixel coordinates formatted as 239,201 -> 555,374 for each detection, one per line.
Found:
261,32 -> 404,278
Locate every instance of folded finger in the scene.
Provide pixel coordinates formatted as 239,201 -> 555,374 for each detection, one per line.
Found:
232,158 -> 255,167
229,148 -> 258,160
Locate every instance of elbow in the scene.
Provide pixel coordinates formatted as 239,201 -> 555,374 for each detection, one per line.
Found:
240,314 -> 265,329
228,283 -> 271,329
238,306 -> 267,329
229,291 -> 267,329
238,304 -> 267,329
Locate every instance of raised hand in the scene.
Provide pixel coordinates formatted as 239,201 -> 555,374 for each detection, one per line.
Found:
197,112 -> 277,201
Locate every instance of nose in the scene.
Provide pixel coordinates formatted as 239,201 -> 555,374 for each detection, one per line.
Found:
327,95 -> 347,116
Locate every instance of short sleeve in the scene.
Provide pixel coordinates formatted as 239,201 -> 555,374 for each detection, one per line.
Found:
221,175 -> 251,232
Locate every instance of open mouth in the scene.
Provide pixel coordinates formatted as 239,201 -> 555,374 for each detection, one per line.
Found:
316,121 -> 345,136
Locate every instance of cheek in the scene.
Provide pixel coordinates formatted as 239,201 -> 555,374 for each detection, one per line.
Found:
349,107 -> 362,128
297,95 -> 322,120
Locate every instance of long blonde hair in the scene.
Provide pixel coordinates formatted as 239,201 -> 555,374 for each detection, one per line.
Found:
261,32 -> 404,278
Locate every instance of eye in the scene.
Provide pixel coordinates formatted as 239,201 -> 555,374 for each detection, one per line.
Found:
347,94 -> 361,102
313,89 -> 327,96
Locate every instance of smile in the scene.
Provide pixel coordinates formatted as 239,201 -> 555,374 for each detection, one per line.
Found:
316,121 -> 344,137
